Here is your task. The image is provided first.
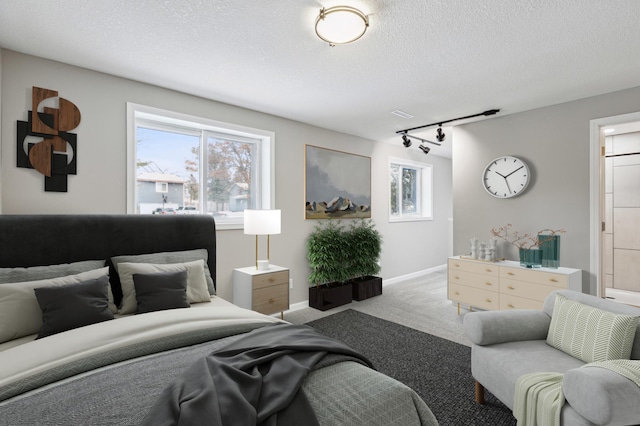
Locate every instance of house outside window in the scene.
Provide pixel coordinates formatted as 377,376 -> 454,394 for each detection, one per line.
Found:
127,103 -> 275,230
389,157 -> 433,222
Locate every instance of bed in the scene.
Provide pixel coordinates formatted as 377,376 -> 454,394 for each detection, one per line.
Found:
0,214 -> 438,425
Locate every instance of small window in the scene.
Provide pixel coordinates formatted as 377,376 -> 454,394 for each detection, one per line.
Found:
127,103 -> 275,230
155,182 -> 168,193
389,158 -> 433,222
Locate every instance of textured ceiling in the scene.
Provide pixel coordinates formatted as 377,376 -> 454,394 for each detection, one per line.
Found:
1,0 -> 640,158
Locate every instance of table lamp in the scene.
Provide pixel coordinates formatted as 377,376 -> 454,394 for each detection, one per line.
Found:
244,209 -> 281,270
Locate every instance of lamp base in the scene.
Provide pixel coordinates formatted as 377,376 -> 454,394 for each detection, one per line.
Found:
257,260 -> 270,270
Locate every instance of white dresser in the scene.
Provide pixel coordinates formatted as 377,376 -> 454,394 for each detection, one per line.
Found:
447,256 -> 582,313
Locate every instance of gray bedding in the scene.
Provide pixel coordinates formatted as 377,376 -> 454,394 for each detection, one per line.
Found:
0,325 -> 438,426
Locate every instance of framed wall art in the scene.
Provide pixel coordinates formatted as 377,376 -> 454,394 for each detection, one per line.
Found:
305,145 -> 371,219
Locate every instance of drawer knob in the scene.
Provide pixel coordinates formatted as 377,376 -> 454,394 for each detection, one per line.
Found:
454,291 -> 460,295
269,277 -> 275,282
508,304 -> 515,308
507,272 -> 515,276
485,269 -> 493,273
507,285 -> 515,290
269,298 -> 275,303
485,282 -> 492,286
549,278 -> 559,283
454,276 -> 460,280
486,298 -> 492,303
454,263 -> 460,267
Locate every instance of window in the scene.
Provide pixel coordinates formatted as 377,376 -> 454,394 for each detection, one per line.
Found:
155,182 -> 168,193
389,157 -> 433,222
127,103 -> 274,230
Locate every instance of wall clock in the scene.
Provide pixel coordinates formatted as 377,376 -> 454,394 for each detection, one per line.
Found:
482,156 -> 530,198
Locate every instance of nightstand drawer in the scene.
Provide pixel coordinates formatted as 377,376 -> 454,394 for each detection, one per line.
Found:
252,270 -> 289,289
448,259 -> 499,276
449,270 -> 499,291
448,283 -> 499,310
252,283 -> 289,315
500,267 -> 567,288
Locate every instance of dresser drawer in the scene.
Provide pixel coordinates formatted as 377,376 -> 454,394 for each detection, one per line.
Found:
252,282 -> 289,314
448,283 -> 499,310
252,270 -> 289,290
500,266 -> 567,288
449,270 -> 499,291
500,279 -> 560,302
448,258 -> 499,276
500,293 -> 544,310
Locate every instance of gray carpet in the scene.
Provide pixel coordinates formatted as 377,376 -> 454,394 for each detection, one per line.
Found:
285,270 -> 471,346
306,309 -> 516,426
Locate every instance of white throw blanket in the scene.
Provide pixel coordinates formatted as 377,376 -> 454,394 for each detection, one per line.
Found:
514,360 -> 640,426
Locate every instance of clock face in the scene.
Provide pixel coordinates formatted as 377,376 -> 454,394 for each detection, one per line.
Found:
482,156 -> 530,198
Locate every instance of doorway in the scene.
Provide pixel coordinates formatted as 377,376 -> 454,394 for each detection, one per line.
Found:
590,112 -> 640,307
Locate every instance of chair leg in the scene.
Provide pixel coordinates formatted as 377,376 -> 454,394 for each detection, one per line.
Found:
475,381 -> 485,405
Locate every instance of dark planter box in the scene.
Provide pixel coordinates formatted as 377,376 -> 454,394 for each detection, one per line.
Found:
309,282 -> 352,311
351,276 -> 383,301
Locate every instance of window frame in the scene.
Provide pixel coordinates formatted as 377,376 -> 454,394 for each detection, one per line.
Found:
126,103 -> 275,230
388,157 -> 433,222
155,181 -> 168,193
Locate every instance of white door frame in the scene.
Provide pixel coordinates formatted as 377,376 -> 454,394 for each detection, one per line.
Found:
589,111 -> 640,297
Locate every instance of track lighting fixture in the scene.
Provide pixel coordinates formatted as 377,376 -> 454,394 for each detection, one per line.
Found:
419,144 -> 430,155
400,132 -> 440,148
395,109 -> 500,144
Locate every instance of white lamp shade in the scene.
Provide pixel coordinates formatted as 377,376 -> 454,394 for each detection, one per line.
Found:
244,209 -> 281,235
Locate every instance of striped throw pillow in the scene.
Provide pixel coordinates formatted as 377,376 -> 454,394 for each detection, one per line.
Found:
546,294 -> 639,363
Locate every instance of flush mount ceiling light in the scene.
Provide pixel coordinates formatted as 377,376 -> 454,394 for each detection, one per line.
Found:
315,6 -> 369,46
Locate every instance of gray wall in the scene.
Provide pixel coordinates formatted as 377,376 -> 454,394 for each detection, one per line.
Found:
452,86 -> 640,294
0,49 -> 453,303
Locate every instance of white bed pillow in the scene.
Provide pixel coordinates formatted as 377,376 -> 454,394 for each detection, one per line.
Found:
116,260 -> 210,315
0,267 -> 110,344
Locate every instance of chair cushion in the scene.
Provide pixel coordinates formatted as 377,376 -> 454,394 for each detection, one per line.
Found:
546,293 -> 639,363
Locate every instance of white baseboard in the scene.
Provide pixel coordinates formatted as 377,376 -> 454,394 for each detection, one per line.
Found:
285,264 -> 447,313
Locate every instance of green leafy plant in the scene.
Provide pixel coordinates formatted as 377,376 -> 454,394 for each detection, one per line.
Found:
306,220 -> 351,287
348,219 -> 382,279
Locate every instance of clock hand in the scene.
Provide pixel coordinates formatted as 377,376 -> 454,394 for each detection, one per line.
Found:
505,179 -> 512,194
504,165 -> 524,178
494,171 -> 507,178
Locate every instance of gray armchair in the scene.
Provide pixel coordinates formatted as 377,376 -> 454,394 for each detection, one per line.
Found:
463,289 -> 640,425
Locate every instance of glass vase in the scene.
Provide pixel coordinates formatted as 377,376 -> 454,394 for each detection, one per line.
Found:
538,234 -> 560,268
519,248 -> 542,268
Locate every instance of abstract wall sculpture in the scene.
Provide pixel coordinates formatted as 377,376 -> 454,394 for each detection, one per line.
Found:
17,87 -> 81,192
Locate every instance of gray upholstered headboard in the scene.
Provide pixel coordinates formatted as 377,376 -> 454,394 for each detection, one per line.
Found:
0,214 -> 216,304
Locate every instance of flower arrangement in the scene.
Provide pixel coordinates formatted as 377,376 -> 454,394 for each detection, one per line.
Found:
491,224 -> 565,249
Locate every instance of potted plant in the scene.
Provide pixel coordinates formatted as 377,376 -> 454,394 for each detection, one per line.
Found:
307,220 -> 353,311
348,219 -> 383,301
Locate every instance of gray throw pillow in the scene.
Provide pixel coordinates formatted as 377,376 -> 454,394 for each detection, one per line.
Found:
112,249 -> 215,295
34,275 -> 114,339
133,270 -> 190,314
0,260 -> 106,284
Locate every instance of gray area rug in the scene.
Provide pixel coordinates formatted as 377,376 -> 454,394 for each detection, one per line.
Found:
306,309 -> 516,426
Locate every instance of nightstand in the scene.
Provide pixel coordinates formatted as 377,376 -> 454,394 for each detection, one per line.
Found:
232,265 -> 290,319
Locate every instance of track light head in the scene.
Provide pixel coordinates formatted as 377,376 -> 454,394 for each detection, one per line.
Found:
402,134 -> 412,147
419,144 -> 430,155
436,126 -> 446,142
